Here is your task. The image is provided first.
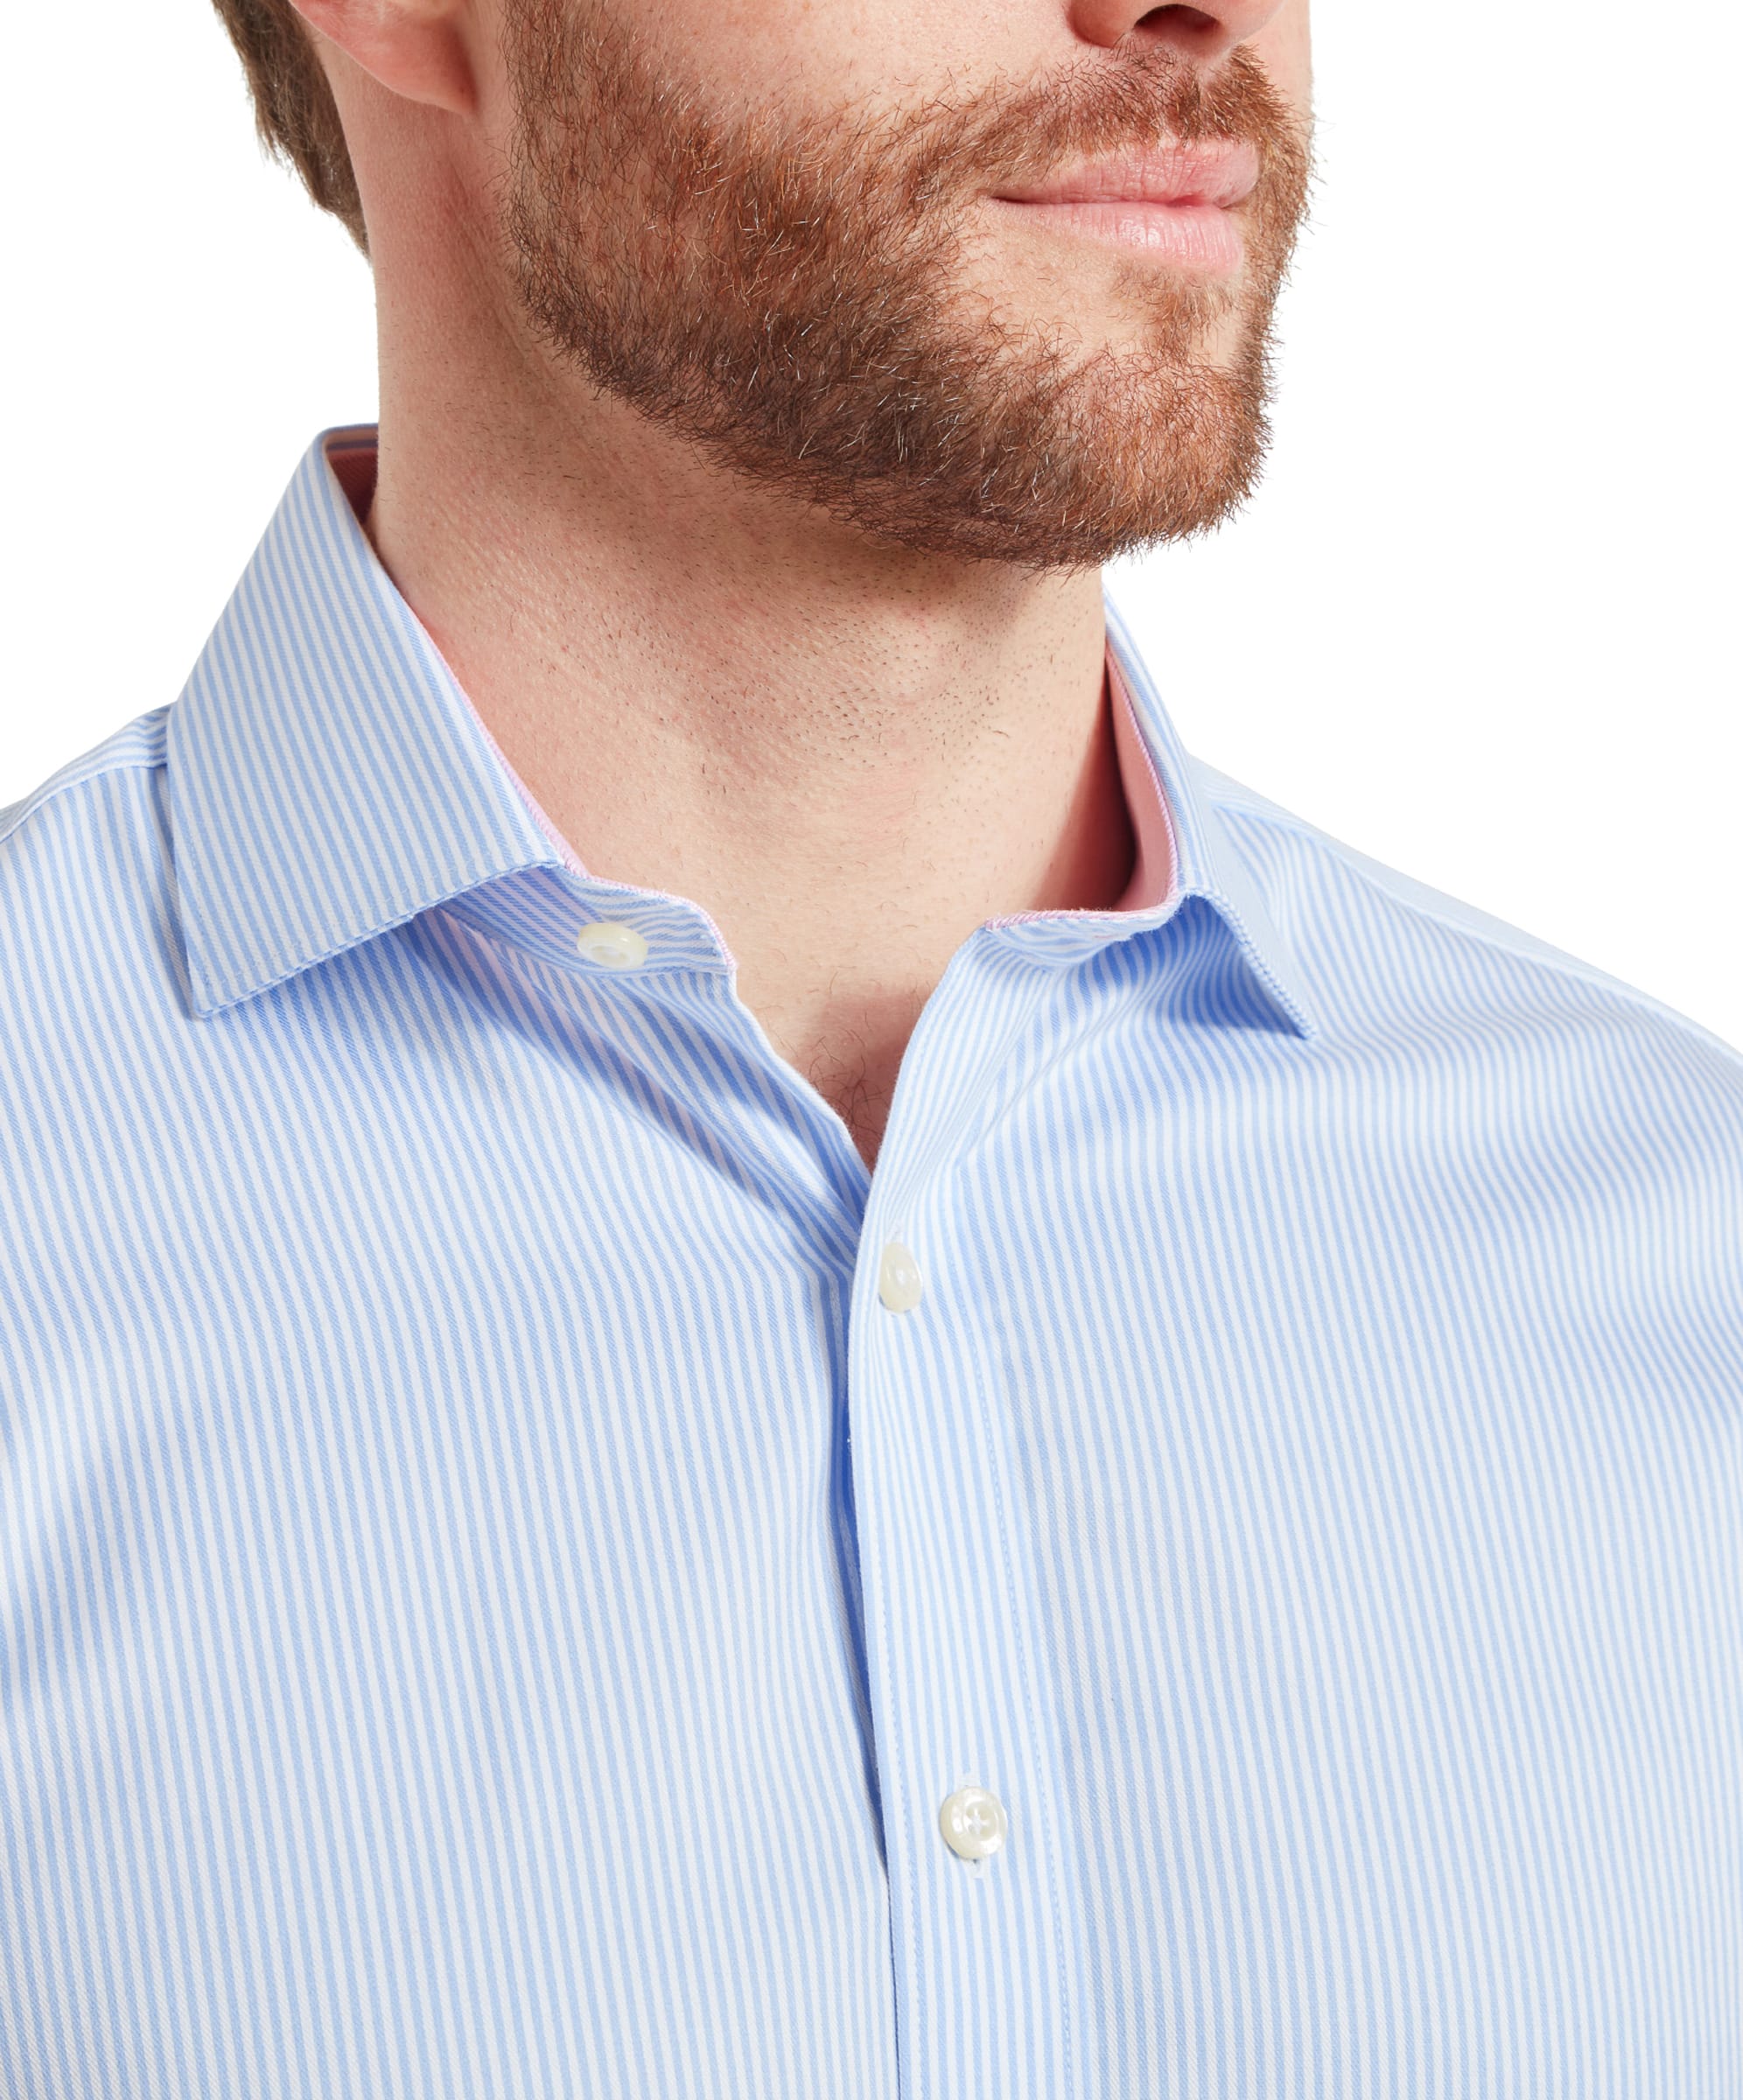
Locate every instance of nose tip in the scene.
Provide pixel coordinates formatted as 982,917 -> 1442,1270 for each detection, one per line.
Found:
1070,0 -> 1282,63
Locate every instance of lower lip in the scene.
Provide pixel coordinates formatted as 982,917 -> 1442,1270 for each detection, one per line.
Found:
989,197 -> 1245,274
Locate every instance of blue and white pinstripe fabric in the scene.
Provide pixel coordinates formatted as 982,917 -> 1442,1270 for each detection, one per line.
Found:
3,425 -> 1740,2100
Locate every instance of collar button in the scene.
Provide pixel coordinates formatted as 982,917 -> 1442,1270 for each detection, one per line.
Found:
575,921 -> 649,970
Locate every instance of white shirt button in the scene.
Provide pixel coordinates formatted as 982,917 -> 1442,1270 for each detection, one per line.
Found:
939,1784 -> 1008,1861
575,921 -> 648,970
878,1242 -> 923,1312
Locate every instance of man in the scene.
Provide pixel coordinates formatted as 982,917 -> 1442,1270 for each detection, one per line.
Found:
1,0 -> 1737,2092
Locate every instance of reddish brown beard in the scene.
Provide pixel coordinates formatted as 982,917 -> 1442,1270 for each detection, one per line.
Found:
501,2 -> 1312,570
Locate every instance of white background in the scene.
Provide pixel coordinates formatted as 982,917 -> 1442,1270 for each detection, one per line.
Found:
5,4 -> 1739,1047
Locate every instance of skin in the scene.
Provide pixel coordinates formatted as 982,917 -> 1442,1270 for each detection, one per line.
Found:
288,0 -> 1312,1172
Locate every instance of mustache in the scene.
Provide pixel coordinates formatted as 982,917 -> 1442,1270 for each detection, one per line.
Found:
908,45 -> 1310,206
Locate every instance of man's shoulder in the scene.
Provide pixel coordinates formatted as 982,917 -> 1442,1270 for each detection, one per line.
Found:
0,705 -> 175,1018
1188,753 -> 1743,1086
1,705 -> 172,860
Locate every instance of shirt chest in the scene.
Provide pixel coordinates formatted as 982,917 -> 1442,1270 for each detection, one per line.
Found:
8,985 -> 1739,2098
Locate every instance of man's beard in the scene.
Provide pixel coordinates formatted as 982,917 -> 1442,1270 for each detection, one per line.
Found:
500,1 -> 1312,569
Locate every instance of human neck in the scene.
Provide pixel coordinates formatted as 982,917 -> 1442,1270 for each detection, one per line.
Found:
363,363 -> 1135,1170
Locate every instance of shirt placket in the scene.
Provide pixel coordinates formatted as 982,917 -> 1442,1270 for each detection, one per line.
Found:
845,930 -> 1089,2100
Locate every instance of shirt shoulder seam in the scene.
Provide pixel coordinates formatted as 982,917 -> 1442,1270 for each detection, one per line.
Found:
1195,761 -> 1743,1074
0,712 -> 170,851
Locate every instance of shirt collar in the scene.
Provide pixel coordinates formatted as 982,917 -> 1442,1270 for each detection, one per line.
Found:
170,425 -> 1317,1039
1103,599 -> 1320,1039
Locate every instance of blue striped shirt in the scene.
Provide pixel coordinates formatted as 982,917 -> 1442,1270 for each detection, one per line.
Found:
3,425 -> 1739,2099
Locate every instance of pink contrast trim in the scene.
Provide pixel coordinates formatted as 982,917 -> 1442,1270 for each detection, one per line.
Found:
1107,653 -> 1179,912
